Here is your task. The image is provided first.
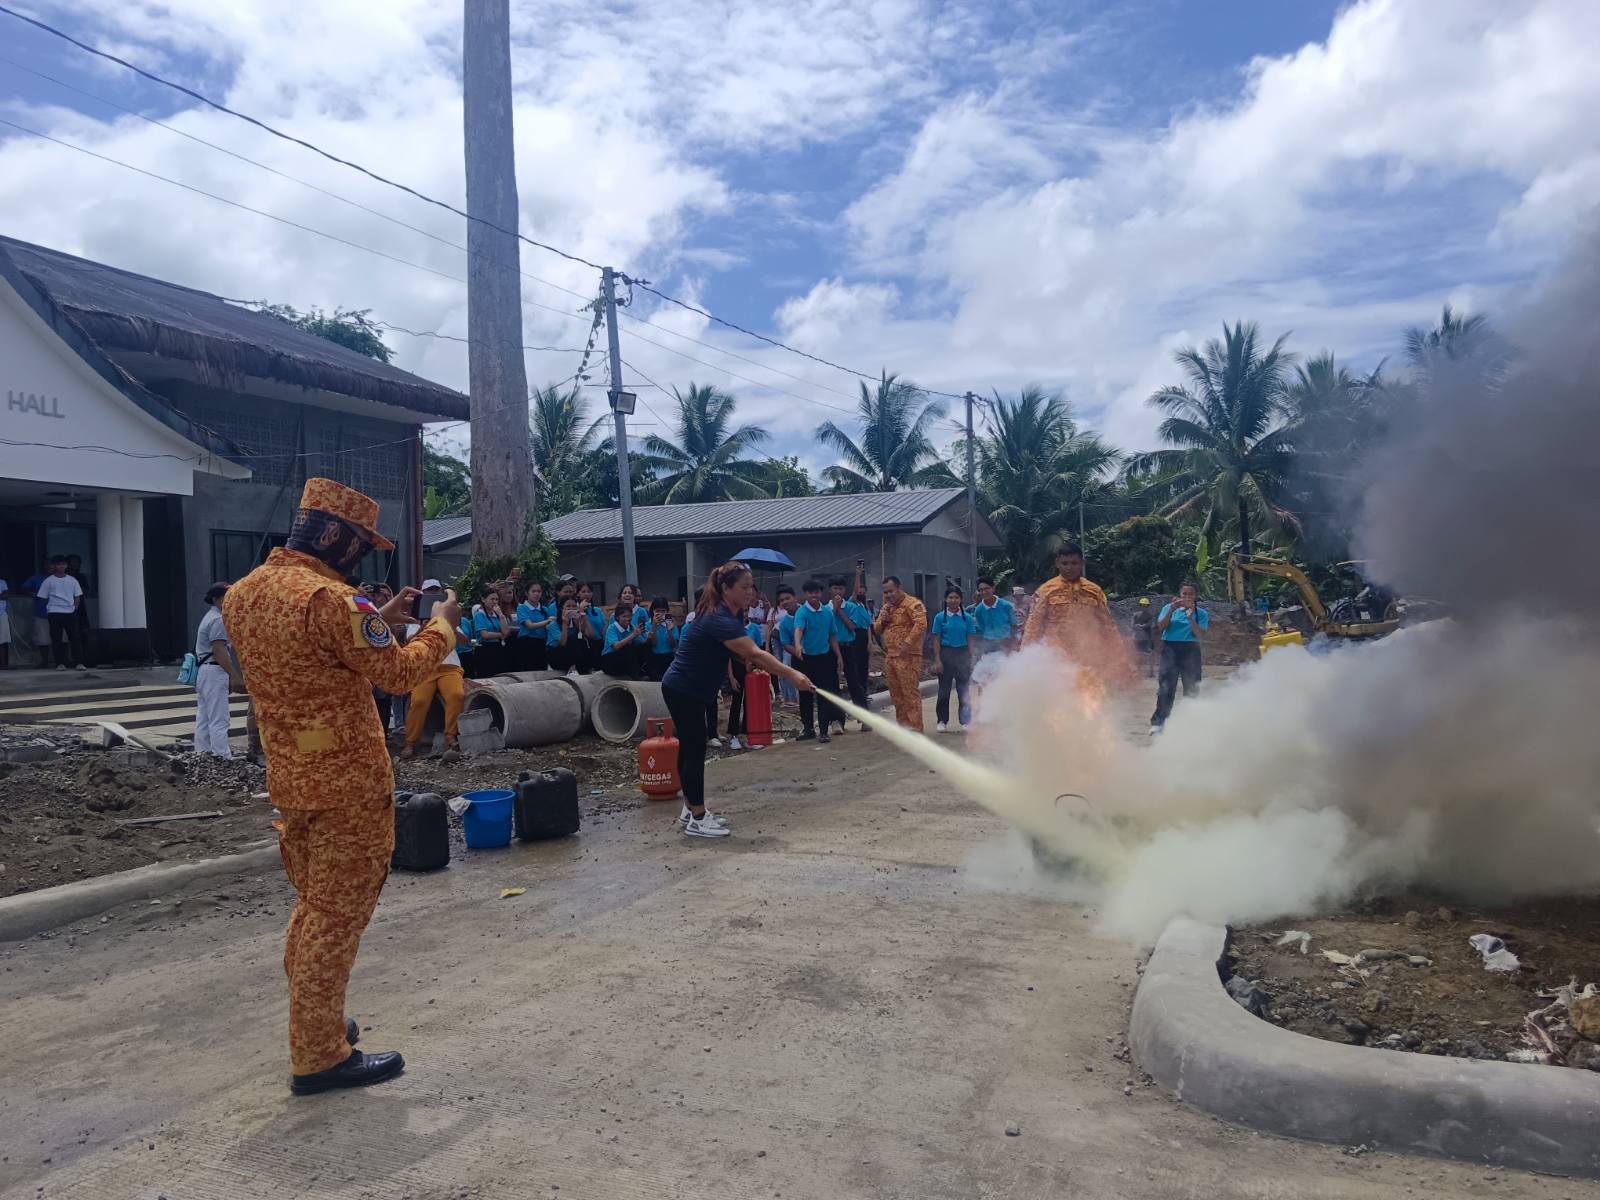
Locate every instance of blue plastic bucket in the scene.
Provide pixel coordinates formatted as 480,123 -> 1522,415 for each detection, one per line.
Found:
460,788 -> 514,849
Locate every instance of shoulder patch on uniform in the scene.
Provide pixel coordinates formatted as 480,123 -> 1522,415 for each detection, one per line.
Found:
358,610 -> 392,649
348,593 -> 379,613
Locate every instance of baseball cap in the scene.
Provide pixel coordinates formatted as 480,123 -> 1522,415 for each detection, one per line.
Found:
1139,597 -> 1150,606
421,578 -> 442,590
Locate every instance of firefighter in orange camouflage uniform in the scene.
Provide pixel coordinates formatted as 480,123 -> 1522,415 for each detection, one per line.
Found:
1022,542 -> 1133,703
224,478 -> 460,1096
873,575 -> 928,731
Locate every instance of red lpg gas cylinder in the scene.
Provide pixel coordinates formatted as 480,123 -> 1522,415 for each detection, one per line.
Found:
638,717 -> 681,801
744,669 -> 773,747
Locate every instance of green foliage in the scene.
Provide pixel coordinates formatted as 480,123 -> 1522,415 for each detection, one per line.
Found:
976,386 -> 1120,586
1132,320 -> 1298,564
817,371 -> 954,492
759,455 -> 816,497
1083,515 -> 1193,597
635,383 -> 772,503
531,383 -> 610,516
421,444 -> 471,516
451,529 -> 561,607
257,302 -> 393,363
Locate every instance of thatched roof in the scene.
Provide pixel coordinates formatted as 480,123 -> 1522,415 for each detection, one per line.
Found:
0,235 -> 468,421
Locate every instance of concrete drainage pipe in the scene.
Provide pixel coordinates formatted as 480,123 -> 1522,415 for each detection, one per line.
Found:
489,670 -> 606,732
591,680 -> 671,743
462,679 -> 582,748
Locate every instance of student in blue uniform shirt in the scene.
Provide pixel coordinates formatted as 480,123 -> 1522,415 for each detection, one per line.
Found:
471,587 -> 511,677
617,584 -> 651,633
932,586 -> 979,732
456,613 -> 480,678
969,576 -> 1019,660
1150,582 -> 1208,730
828,576 -> 871,728
770,585 -> 800,707
644,598 -> 679,680
514,581 -> 551,671
601,599 -> 647,678
548,596 -> 594,675
793,579 -> 845,743
577,582 -> 606,674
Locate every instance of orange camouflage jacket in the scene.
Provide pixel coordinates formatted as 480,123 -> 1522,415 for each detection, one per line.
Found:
874,595 -> 928,659
223,549 -> 453,809
1021,575 -> 1133,690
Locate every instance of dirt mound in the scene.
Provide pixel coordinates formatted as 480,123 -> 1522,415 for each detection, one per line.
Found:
1230,893 -> 1600,1069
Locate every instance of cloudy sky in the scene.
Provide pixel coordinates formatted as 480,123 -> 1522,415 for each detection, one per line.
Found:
2,0 -> 1597,473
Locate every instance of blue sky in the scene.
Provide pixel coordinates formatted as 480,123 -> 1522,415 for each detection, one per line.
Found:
1,0 -> 1596,470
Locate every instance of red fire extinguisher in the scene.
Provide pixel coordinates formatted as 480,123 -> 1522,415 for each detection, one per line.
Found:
744,669 -> 773,747
638,717 -> 681,801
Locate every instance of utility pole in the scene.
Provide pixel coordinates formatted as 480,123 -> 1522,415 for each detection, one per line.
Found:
602,267 -> 639,586
463,0 -> 534,560
963,391 -> 979,591
1079,498 -> 1087,572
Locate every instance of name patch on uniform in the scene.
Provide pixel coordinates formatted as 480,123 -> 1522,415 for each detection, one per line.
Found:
360,611 -> 392,648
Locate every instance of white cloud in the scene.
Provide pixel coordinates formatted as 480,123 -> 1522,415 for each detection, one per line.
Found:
1,0 -> 1596,477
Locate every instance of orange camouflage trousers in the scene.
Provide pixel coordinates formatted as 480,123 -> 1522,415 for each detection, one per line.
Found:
279,794 -> 394,1075
884,654 -> 924,732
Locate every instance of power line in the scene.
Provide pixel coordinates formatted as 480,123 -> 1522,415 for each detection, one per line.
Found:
0,4 -> 978,406
0,1 -> 606,275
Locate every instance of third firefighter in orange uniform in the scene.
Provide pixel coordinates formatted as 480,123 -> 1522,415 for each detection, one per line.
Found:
1021,543 -> 1133,701
873,575 -> 928,731
225,478 -> 461,1096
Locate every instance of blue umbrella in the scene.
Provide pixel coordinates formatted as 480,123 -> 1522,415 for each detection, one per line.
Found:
733,546 -> 795,571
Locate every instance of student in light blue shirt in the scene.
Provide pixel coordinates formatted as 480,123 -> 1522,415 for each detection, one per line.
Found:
644,598 -> 679,681
769,585 -> 800,706
969,576 -> 1019,659
1151,582 -> 1209,730
514,581 -> 551,671
617,583 -> 651,632
601,600 -> 647,678
829,576 -> 872,714
792,579 -> 844,742
932,586 -> 979,731
577,582 -> 606,673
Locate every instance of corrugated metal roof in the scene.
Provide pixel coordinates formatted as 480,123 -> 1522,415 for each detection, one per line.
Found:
423,516 -> 473,547
0,235 -> 469,420
542,488 -> 967,542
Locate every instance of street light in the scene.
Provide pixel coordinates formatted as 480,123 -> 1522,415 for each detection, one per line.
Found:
609,389 -> 637,415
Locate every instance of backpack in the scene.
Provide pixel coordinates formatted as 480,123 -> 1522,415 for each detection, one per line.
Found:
177,653 -> 199,685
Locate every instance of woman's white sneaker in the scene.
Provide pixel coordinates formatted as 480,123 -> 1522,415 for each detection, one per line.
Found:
680,806 -> 729,828
683,812 -> 732,838
728,736 -> 743,750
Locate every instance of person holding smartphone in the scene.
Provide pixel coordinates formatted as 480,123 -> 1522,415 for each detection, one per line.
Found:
1150,581 -> 1208,731
644,598 -> 678,680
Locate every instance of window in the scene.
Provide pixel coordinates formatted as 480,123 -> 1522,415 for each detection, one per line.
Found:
210,530 -> 284,583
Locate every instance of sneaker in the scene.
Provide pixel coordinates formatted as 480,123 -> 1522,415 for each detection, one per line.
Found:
56,664 -> 66,671
728,737 -> 743,751
680,806 -> 729,827
708,737 -> 724,749
75,664 -> 88,672
797,729 -> 816,742
684,812 -> 732,838
937,722 -> 948,733
833,723 -> 848,735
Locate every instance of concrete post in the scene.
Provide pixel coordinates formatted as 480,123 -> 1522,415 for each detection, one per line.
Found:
685,540 -> 697,596
121,495 -> 146,628
96,493 -> 124,627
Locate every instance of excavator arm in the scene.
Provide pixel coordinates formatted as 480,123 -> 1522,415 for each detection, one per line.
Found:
1227,553 -> 1329,625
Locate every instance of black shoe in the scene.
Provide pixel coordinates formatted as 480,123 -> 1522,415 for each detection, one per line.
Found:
797,729 -> 816,741
819,732 -> 831,745
290,1048 -> 405,1096
346,1017 -> 360,1047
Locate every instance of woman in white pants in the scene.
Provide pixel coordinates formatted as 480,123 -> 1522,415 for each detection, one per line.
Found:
194,582 -> 243,758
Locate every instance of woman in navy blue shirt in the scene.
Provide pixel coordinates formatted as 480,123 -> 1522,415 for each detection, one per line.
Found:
664,561 -> 812,838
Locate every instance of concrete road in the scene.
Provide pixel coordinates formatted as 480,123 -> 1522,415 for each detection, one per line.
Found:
1,698 -> 1589,1199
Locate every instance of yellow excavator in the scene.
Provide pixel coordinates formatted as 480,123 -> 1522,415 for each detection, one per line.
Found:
1227,553 -> 1401,654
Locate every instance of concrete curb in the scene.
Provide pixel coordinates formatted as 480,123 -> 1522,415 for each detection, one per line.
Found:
0,842 -> 281,943
1130,918 -> 1600,1179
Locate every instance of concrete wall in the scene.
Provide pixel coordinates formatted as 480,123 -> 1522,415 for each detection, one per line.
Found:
155,381 -> 422,646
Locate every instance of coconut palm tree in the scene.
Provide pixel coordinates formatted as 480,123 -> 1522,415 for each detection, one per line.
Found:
635,383 -> 772,503
1403,304 -> 1507,390
1133,321 -> 1297,562
816,371 -> 955,492
530,384 -> 608,516
977,386 -> 1120,584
